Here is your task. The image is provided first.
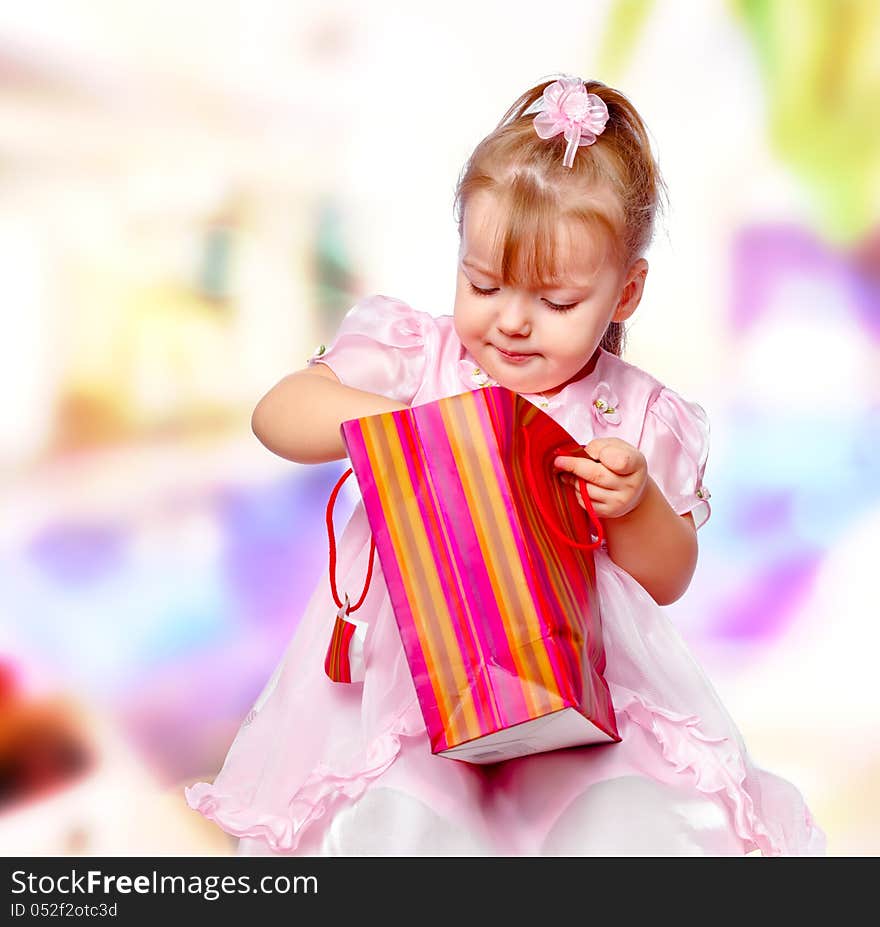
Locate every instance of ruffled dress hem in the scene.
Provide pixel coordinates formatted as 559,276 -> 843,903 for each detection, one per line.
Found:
614,685 -> 826,857
184,699 -> 425,854
186,686 -> 825,857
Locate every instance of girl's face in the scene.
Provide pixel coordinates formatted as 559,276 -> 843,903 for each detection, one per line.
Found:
453,189 -> 647,398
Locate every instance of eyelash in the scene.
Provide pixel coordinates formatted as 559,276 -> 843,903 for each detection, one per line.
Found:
467,282 -> 578,313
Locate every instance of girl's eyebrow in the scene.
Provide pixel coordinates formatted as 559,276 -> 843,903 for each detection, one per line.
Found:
462,257 -> 498,277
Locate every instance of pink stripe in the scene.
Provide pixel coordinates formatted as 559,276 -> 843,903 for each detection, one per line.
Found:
394,411 -> 501,743
341,419 -> 440,734
414,398 -> 532,729
350,411 -> 501,750
457,390 -> 559,720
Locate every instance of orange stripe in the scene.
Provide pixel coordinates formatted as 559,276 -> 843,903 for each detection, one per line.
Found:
407,410 -> 503,732
363,414 -> 480,746
444,394 -> 564,720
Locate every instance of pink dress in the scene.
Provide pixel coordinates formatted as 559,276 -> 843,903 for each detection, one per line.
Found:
185,294 -> 826,857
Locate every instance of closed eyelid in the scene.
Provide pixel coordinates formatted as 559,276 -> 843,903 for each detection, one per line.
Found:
465,271 -> 583,299
467,279 -> 582,303
467,281 -> 578,312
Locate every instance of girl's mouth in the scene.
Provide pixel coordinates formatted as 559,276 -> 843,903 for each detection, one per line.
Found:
495,346 -> 537,362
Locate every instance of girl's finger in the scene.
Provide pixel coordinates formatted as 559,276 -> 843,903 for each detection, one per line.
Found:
560,469 -> 616,492
567,479 -> 612,509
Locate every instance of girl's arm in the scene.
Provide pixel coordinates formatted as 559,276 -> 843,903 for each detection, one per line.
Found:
601,478 -> 698,606
251,363 -> 409,464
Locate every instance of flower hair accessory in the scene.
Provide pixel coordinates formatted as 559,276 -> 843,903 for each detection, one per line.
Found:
527,77 -> 609,168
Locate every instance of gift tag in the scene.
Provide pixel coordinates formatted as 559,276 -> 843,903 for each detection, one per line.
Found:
324,592 -> 368,684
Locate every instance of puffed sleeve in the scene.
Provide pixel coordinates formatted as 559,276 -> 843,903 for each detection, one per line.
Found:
305,294 -> 431,406
638,387 -> 712,530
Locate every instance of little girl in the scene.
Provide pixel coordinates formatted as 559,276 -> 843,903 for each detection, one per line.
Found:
186,75 -> 826,856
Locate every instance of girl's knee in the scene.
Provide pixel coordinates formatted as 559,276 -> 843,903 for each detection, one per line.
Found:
323,786 -> 491,856
540,775 -> 741,856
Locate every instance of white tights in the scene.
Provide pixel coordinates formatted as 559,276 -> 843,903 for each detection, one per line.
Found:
236,776 -> 747,857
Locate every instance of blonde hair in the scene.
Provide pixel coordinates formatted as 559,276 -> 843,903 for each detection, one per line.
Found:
453,77 -> 668,356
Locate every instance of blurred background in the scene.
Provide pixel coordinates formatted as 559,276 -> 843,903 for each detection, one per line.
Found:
1,0 -> 877,856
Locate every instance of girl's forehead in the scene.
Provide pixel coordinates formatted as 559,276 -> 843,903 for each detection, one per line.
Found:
462,215 -> 615,288
461,188 -> 621,285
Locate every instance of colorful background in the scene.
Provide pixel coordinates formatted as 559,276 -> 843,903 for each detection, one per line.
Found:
1,0 -> 877,856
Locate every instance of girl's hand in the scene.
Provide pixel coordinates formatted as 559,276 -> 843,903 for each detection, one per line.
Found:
553,438 -> 649,520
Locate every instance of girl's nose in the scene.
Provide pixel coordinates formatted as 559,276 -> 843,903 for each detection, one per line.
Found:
495,294 -> 532,337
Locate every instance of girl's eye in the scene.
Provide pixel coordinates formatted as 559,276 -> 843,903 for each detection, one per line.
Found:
468,282 -> 578,313
545,298 -> 578,313
468,282 -> 498,298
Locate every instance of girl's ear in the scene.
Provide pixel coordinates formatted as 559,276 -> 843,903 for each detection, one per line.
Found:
611,259 -> 648,324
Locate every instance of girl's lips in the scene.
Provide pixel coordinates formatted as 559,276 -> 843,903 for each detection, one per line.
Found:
495,345 -> 537,360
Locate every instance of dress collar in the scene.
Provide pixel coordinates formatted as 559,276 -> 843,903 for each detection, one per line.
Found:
457,345 -> 607,411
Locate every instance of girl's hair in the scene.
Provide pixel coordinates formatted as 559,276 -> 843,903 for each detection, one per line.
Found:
453,77 -> 667,357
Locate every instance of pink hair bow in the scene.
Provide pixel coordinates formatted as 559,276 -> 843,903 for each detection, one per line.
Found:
529,77 -> 609,168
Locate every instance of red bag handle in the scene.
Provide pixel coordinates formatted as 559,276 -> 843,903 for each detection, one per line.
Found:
522,429 -> 605,551
326,468 -> 376,612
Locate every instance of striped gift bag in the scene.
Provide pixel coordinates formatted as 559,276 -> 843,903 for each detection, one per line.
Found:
326,385 -> 620,764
